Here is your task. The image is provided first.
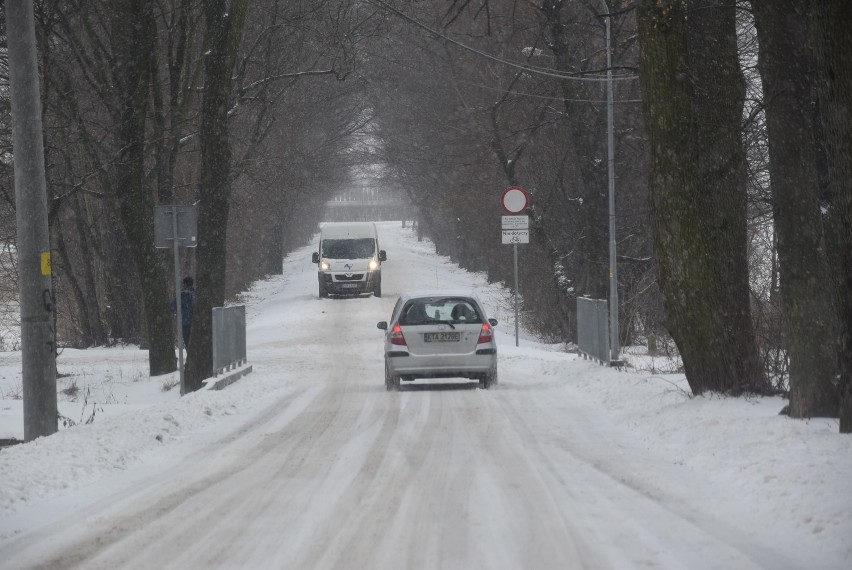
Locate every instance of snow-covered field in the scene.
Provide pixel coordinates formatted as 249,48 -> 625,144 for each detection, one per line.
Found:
0,221 -> 849,569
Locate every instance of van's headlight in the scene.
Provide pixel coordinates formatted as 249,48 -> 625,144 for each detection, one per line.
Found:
369,259 -> 379,271
320,260 -> 330,271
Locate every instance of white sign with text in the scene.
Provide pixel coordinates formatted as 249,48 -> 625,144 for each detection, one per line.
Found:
501,215 -> 529,230
501,229 -> 529,244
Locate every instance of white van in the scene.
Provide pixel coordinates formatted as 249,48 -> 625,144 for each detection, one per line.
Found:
311,222 -> 387,298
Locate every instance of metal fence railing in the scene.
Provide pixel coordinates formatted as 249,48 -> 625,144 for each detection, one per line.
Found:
577,297 -> 610,365
212,305 -> 247,375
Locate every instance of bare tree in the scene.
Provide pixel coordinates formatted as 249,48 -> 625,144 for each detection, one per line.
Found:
365,0 -> 651,344
110,2 -> 178,375
751,0 -> 839,417
38,1 -> 180,372
225,0 -> 370,294
185,0 -> 249,392
637,0 -> 768,395
810,0 -> 852,432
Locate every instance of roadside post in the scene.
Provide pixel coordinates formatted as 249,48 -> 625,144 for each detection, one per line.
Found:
8,1 -> 57,440
154,205 -> 198,395
500,186 -> 529,347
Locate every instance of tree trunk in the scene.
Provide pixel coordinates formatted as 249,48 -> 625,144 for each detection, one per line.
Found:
637,0 -> 768,395
111,3 -> 177,375
185,0 -> 249,392
751,1 -> 839,417
540,3 -> 609,300
810,1 -> 852,432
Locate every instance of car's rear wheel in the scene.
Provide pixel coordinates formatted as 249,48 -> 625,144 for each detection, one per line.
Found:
480,369 -> 497,389
385,361 -> 400,391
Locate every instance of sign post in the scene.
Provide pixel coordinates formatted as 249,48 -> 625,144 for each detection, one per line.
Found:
501,187 -> 529,347
154,205 -> 197,395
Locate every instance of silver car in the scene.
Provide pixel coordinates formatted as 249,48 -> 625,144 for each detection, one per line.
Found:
377,292 -> 498,391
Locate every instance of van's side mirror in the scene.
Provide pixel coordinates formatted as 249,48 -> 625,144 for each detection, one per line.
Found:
378,250 -> 387,262
377,321 -> 388,330
311,252 -> 319,264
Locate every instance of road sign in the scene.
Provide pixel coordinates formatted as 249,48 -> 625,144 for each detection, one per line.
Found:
502,215 -> 529,230
154,205 -> 197,249
500,189 -> 529,348
501,186 -> 529,214
502,229 -> 529,244
153,204 -> 197,395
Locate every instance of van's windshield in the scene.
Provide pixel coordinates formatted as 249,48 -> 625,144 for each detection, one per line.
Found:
322,238 -> 375,259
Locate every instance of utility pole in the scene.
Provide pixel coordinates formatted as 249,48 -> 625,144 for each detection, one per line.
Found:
7,1 -> 58,441
599,0 -> 620,365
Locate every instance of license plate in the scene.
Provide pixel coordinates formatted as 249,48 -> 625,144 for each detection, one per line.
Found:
424,332 -> 460,342
341,283 -> 359,288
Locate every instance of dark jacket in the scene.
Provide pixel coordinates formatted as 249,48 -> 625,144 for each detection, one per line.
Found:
171,289 -> 195,326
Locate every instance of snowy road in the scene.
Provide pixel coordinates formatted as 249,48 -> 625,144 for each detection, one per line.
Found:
0,223 -> 819,569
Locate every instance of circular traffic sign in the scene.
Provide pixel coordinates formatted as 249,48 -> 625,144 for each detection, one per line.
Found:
501,186 -> 529,214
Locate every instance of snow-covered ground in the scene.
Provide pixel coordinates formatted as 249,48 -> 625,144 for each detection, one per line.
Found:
0,221 -> 849,569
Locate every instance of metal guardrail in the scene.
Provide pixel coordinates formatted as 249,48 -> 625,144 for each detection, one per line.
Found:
212,305 -> 247,375
577,297 -> 610,365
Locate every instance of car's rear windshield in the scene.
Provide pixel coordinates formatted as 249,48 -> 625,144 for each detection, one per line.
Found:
399,298 -> 482,325
321,238 -> 375,259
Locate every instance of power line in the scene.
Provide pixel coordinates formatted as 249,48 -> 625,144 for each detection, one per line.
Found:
453,78 -> 643,103
366,0 -> 639,83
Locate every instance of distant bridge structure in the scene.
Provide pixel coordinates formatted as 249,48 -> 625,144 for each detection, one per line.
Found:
323,186 -> 413,222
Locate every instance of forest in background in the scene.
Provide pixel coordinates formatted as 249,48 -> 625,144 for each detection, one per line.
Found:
0,1 -> 849,431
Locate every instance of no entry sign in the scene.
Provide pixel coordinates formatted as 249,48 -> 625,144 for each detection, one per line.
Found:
501,186 -> 529,214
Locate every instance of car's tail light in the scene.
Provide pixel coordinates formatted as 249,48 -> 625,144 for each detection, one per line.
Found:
390,322 -> 407,346
477,323 -> 493,344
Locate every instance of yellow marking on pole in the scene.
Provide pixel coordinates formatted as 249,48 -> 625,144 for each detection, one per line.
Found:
40,252 -> 51,276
